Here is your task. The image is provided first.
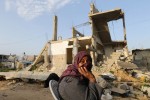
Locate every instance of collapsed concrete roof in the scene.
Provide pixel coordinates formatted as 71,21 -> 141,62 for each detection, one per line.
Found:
132,49 -> 150,53
89,9 -> 123,22
89,4 -> 125,45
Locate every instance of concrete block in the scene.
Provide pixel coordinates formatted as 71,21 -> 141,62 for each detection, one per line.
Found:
141,86 -> 150,97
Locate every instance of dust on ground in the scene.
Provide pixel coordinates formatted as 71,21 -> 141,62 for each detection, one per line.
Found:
0,80 -> 53,100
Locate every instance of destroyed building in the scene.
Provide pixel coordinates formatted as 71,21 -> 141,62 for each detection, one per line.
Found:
0,4 -> 129,80
0,54 -> 17,69
28,4 -> 128,75
1,4 -> 150,100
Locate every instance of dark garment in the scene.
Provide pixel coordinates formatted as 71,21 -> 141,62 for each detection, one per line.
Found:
59,76 -> 102,100
58,51 -> 102,100
44,73 -> 60,88
60,65 -> 81,81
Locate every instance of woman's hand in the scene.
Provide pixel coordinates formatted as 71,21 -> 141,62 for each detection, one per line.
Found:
78,67 -> 96,83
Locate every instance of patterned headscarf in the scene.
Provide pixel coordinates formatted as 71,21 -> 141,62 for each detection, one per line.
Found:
60,51 -> 92,79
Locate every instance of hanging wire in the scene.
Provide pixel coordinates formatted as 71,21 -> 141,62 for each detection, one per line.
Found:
112,21 -> 117,40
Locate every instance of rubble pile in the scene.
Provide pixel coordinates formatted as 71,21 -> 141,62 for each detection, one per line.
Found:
95,54 -> 150,100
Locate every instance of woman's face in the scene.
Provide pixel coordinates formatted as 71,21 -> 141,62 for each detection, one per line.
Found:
78,56 -> 89,68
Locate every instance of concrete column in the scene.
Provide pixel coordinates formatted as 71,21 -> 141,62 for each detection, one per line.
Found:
52,15 -> 57,41
123,46 -> 129,57
90,51 -> 96,67
91,37 -> 97,66
90,3 -> 99,14
72,38 -> 78,63
122,14 -> 127,41
72,27 -> 76,38
44,44 -> 50,65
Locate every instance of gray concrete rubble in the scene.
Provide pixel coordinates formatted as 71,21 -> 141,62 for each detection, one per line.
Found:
141,86 -> 150,97
0,71 -> 51,81
117,61 -> 138,69
0,3 -> 150,100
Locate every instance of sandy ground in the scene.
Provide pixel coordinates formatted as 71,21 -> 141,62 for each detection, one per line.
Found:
1,80 -> 150,100
0,80 -> 54,100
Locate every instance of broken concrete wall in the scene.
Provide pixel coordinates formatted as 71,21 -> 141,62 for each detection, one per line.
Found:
48,37 -> 92,75
132,49 -> 150,70
49,37 -> 92,67
48,41 -> 69,69
104,45 -> 114,60
103,44 -> 124,61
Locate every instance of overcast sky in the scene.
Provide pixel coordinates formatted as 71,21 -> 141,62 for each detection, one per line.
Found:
0,0 -> 150,55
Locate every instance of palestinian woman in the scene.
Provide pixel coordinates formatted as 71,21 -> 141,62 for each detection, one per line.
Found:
58,51 -> 103,100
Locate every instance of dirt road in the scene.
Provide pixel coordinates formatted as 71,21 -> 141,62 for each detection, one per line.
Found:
0,80 -> 53,100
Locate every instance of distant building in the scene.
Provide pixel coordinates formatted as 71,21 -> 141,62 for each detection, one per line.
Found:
132,49 -> 150,70
0,54 -> 16,69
